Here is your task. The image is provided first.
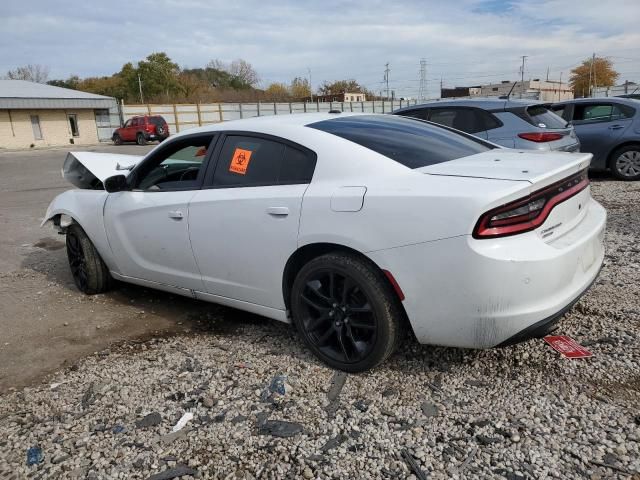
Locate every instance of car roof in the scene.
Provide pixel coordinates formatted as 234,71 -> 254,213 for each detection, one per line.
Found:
552,97 -> 640,107
393,97 -> 542,113
168,112 -> 369,139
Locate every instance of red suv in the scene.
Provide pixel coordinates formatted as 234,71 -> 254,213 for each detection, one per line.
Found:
113,116 -> 169,145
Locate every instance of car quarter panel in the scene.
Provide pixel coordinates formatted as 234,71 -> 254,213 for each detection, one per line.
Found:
367,197 -> 606,348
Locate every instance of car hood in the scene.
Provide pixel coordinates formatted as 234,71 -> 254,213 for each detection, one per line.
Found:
62,152 -> 143,189
417,149 -> 592,187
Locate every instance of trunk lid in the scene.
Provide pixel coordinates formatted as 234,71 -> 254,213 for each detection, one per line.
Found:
418,150 -> 592,188
62,152 -> 143,189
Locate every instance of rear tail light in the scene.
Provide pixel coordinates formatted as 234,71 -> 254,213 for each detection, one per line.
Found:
473,169 -> 589,239
518,132 -> 564,142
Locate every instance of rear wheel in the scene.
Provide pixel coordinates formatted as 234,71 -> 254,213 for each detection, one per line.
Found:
66,224 -> 113,294
610,145 -> 640,180
136,133 -> 146,146
291,252 -> 403,372
113,134 -> 122,145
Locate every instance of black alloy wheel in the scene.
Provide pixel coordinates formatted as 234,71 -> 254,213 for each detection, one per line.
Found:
136,133 -> 146,145
113,134 -> 122,145
65,224 -> 113,294
291,253 -> 403,372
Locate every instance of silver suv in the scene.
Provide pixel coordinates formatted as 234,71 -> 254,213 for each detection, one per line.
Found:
393,98 -> 580,152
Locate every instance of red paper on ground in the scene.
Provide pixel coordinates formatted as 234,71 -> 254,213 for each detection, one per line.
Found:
543,335 -> 593,359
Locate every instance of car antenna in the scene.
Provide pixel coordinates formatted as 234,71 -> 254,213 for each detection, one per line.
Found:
505,81 -> 518,99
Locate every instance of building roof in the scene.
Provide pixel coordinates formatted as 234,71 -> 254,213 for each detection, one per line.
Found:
0,80 -> 117,109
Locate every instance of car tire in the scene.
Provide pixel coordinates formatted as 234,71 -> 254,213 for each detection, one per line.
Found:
136,133 -> 146,146
291,252 -> 403,372
66,224 -> 113,295
113,134 -> 122,145
609,144 -> 640,180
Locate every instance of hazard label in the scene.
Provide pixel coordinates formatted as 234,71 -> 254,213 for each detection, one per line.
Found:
229,148 -> 252,174
544,335 -> 593,359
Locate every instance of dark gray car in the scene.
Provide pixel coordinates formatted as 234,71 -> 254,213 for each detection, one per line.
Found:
551,97 -> 640,180
393,98 -> 580,152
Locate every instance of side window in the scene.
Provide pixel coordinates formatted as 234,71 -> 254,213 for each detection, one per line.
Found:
134,134 -> 215,191
280,146 -> 316,184
212,136 -> 284,187
123,119 -> 132,128
430,108 -> 486,134
551,105 -> 566,119
400,108 -> 429,120
211,136 -> 316,187
573,104 -> 616,123
477,110 -> 502,131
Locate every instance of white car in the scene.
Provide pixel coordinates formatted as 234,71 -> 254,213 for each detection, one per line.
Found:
43,113 -> 606,372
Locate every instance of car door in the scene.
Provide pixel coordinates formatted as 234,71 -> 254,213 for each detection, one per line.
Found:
570,102 -> 634,167
103,133 -> 216,291
188,133 -> 317,310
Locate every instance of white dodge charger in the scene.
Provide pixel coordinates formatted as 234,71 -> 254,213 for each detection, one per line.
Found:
43,113 -> 606,372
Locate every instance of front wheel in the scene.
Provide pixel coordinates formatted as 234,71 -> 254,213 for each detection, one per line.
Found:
113,134 -> 122,145
136,133 -> 146,145
66,224 -> 113,294
610,145 -> 640,180
291,252 -> 403,372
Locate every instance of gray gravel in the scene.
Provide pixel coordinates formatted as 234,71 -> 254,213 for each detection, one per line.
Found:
1,177 -> 639,479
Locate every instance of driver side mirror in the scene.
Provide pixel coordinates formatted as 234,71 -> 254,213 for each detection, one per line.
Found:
104,174 -> 129,193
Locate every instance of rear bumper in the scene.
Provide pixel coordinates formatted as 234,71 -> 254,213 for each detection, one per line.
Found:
367,199 -> 606,349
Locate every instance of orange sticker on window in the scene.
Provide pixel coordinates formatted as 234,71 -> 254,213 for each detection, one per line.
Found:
229,148 -> 252,174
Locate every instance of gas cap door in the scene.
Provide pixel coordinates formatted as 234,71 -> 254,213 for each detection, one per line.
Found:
330,186 -> 367,212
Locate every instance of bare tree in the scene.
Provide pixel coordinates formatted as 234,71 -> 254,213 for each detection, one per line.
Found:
5,64 -> 50,83
229,59 -> 259,86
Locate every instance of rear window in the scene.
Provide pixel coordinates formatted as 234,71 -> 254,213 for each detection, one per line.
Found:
148,116 -> 166,126
526,106 -> 567,129
308,115 -> 493,169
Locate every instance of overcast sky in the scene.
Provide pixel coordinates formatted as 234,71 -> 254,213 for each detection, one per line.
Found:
2,0 -> 639,98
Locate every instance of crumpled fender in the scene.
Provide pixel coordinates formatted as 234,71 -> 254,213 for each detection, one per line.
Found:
42,189 -> 117,271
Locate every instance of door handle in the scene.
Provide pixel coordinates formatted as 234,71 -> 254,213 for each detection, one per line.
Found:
266,206 -> 289,216
168,210 -> 184,220
609,124 -> 624,130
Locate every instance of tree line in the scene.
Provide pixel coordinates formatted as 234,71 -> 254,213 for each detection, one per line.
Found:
4,53 -> 374,104
4,54 -> 621,102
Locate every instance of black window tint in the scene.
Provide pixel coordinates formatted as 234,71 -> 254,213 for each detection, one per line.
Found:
309,115 -> 493,169
398,108 -> 428,120
281,146 -> 316,183
478,110 -> 502,131
149,116 -> 166,126
526,106 -> 567,128
428,108 -> 489,134
213,136 -> 284,187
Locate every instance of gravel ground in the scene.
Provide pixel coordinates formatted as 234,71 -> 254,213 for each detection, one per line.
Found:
1,178 -> 639,480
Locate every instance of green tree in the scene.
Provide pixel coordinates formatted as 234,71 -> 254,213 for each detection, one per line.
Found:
318,79 -> 365,95
570,57 -> 619,97
47,75 -> 80,90
136,52 -> 181,100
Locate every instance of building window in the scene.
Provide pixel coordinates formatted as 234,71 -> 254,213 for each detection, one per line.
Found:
68,114 -> 79,137
492,87 -> 499,92
30,115 -> 43,140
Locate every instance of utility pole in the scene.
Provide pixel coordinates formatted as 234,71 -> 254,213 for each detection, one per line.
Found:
546,66 -> 549,81
559,72 -> 563,101
419,58 -> 427,101
384,62 -> 390,100
592,53 -> 597,97
137,74 -> 144,104
588,53 -> 594,97
519,55 -> 528,99
308,68 -> 312,102
440,77 -> 443,99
